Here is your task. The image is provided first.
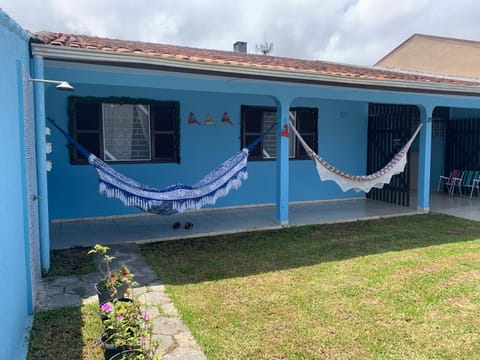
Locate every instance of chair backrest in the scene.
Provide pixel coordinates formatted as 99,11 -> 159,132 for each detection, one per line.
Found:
473,171 -> 480,182
462,170 -> 474,186
447,169 -> 462,184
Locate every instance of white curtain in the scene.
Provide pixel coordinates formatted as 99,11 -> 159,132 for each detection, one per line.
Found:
102,104 -> 134,161
136,105 -> 150,145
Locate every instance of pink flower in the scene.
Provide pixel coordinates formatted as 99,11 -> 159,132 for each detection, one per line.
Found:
116,316 -> 124,321
100,302 -> 113,312
142,312 -> 151,320
140,338 -> 147,344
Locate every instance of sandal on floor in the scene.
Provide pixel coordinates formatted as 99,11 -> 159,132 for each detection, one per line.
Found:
184,222 -> 194,230
172,221 -> 181,229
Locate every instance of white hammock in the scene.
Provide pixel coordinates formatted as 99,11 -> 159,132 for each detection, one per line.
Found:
290,121 -> 422,193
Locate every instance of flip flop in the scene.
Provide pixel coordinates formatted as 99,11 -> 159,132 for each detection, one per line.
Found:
184,222 -> 194,230
172,221 -> 180,229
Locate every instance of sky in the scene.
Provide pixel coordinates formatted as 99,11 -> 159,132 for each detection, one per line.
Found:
2,0 -> 480,66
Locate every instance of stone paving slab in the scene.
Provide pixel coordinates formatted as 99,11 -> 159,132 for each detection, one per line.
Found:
36,243 -> 207,359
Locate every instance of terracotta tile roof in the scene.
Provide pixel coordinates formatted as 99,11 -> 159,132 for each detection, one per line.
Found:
34,31 -> 480,88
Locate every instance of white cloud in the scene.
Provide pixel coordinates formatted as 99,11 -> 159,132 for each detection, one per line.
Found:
2,0 -> 480,66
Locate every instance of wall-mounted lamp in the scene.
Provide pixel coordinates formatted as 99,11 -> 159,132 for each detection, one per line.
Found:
30,78 -> 75,91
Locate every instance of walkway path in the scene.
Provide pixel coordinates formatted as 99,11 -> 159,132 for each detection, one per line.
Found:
36,243 -> 207,360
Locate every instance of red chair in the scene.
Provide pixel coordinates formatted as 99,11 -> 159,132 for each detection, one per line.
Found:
437,169 -> 464,196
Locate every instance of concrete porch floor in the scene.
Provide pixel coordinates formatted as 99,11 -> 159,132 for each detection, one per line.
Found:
51,198 -> 425,249
50,192 -> 480,250
429,190 -> 480,221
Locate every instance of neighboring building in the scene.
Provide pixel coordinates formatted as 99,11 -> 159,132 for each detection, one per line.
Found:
4,9 -> 480,359
375,33 -> 480,78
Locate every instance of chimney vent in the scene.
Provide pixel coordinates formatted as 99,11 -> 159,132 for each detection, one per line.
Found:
233,41 -> 247,53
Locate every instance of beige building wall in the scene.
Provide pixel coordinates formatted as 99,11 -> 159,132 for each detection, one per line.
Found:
375,34 -> 480,78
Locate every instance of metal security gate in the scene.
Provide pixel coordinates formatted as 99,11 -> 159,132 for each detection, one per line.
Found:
367,104 -> 420,206
445,117 -> 480,173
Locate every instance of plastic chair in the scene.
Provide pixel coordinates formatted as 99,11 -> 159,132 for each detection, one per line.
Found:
437,169 -> 463,196
452,170 -> 466,196
460,170 -> 475,196
464,171 -> 480,198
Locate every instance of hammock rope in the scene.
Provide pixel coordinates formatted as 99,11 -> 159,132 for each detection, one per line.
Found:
47,117 -> 275,215
290,120 -> 423,193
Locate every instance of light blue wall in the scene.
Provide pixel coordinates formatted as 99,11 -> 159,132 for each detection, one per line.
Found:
45,78 -> 369,219
431,136 -> 445,189
0,10 -> 33,360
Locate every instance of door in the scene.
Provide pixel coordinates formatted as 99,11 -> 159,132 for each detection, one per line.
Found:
367,103 -> 420,207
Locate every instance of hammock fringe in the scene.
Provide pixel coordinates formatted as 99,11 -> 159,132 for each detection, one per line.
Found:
290,121 -> 423,193
98,170 -> 248,214
89,148 -> 250,215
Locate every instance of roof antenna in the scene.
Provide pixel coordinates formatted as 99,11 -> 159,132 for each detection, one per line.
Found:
256,32 -> 273,56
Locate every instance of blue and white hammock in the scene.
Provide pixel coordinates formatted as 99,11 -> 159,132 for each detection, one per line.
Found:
47,118 -> 274,215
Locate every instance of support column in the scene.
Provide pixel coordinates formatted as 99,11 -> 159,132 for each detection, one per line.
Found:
32,55 -> 50,271
417,106 -> 433,211
274,97 -> 291,224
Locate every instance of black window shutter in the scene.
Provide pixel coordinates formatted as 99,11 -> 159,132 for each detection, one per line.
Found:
151,103 -> 179,163
241,106 -> 264,159
71,101 -> 101,164
295,108 -> 318,159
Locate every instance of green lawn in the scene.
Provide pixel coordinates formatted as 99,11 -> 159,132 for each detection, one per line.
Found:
141,214 -> 480,359
44,246 -> 96,277
27,214 -> 480,359
27,304 -> 104,360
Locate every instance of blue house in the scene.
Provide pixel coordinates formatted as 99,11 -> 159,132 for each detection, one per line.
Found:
3,8 -> 480,359
34,32 -> 480,227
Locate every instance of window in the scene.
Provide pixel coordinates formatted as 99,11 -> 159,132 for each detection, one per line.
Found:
102,104 -> 151,161
69,97 -> 179,164
241,106 -> 318,160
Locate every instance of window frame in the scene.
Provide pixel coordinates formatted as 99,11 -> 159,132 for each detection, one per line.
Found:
68,96 -> 180,165
241,105 -> 318,161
